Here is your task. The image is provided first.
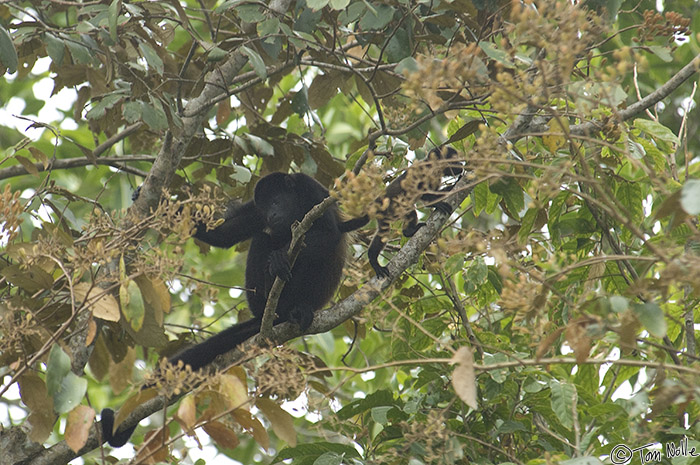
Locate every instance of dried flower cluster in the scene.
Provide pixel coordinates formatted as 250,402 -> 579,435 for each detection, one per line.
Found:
636,10 -> 691,44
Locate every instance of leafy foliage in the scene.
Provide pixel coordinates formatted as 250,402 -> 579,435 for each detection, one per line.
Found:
1,0 -> 700,464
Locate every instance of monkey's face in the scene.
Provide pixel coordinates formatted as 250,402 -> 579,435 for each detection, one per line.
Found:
255,187 -> 301,236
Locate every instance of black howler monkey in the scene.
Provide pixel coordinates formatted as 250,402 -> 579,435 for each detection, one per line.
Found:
101,172 -> 364,447
365,146 -> 462,278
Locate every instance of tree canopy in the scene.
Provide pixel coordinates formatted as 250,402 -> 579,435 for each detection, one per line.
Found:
1,1 -> 700,464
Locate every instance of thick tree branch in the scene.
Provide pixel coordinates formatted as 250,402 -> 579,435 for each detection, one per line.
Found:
19,172 -> 474,465
0,155 -> 155,181
260,196 -> 337,338
507,53 -> 700,142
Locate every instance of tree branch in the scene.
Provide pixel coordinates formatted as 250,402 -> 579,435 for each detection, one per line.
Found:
19,172 -> 475,465
507,53 -> 700,142
259,196 -> 337,338
0,155 -> 155,181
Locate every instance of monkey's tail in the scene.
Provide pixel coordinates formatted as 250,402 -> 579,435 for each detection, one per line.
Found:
101,318 -> 263,447
168,317 -> 262,370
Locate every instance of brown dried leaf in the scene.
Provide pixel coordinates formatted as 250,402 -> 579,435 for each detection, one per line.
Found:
111,387 -> 158,435
565,319 -> 592,364
109,346 -> 135,394
232,410 -> 270,451
536,327 -> 565,360
450,347 -> 478,409
137,427 -> 170,463
19,373 -> 55,443
203,421 -> 240,450
65,405 -> 95,453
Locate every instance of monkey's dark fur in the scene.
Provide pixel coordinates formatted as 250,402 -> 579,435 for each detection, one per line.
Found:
365,146 -> 462,278
101,172 -> 364,447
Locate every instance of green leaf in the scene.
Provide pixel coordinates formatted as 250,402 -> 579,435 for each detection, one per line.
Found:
386,28 -> 411,63
108,0 -> 119,43
123,100 -> 143,123
648,45 -> 673,62
215,0 -> 245,13
274,442 -> 361,463
138,42 -> 164,75
634,119 -> 679,145
616,182 -> 643,222
549,380 -> 576,429
65,39 -> 94,65
560,457 -> 605,465
479,41 -> 514,68
680,180 -> 700,215
53,373 -> 88,414
307,0 -> 330,10
46,345 -> 71,396
295,7 -> 323,34
371,406 -> 392,425
329,0 -> 350,9
313,452 -> 344,465
207,46 -> 228,62
241,45 -> 267,80
336,390 -> 395,420
120,278 -> 145,331
483,353 -> 509,383
258,17 -> 280,38
46,346 -> 88,414
518,208 -> 539,244
338,2 -> 365,25
44,33 -> 65,66
395,56 -> 418,75
0,25 -> 18,73
86,93 -> 124,120
141,97 -> 168,130
291,88 -> 309,116
359,4 -> 394,30
472,181 -> 488,216
632,302 -> 667,338
490,178 -> 524,217
234,4 -> 265,22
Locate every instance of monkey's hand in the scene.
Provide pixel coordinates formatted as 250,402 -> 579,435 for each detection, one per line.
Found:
132,185 -> 142,202
268,249 -> 292,281
432,201 -> 453,215
289,303 -> 314,331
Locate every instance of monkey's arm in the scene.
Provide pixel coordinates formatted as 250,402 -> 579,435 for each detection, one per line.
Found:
339,215 -> 369,232
193,200 -> 264,248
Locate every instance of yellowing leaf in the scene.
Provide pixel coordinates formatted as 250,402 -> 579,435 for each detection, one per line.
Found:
218,374 -> 249,410
543,119 -> 569,152
120,278 -> 145,331
175,395 -> 197,432
73,282 -> 120,322
135,274 -> 171,324
256,397 -> 297,446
